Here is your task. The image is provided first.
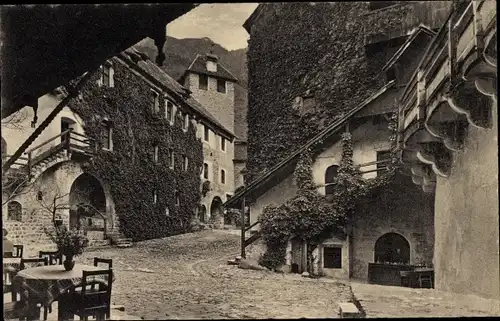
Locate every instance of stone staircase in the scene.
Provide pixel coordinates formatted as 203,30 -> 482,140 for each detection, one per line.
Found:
108,230 -> 134,248
29,150 -> 70,182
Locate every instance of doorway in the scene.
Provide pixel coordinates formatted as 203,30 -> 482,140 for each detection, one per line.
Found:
61,117 -> 76,145
291,237 -> 305,273
374,232 -> 410,264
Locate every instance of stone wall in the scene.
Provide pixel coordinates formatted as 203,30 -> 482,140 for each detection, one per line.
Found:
186,72 -> 235,133
352,174 -> 435,280
434,99 -> 499,300
2,161 -> 115,257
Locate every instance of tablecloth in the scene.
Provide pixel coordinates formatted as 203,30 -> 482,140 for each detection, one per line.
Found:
12,264 -> 114,307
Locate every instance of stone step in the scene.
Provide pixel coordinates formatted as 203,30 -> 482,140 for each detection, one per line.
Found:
338,302 -> 361,318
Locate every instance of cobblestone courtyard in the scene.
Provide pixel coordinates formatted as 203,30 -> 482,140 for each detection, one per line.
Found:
75,230 -> 352,319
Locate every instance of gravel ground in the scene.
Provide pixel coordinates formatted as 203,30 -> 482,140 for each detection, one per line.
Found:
75,230 -> 352,319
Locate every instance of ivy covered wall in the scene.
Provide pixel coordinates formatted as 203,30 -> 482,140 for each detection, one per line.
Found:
71,58 -> 203,241
246,2 -> 387,182
244,2 -> 451,183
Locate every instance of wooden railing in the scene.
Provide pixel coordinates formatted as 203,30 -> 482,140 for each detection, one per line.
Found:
243,220 -> 261,248
3,129 -> 95,179
357,158 -> 393,175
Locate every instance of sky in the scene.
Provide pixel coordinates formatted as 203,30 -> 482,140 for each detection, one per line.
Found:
167,3 -> 259,51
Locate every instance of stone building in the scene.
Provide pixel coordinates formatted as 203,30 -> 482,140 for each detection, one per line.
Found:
224,2 -> 455,283
397,0 -> 498,301
1,46 -> 225,254
180,54 -> 240,224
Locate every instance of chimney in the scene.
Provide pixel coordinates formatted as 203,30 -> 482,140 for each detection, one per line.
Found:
206,52 -> 218,72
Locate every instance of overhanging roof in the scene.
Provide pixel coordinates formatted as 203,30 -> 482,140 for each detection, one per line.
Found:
223,80 -> 396,209
0,4 -> 197,118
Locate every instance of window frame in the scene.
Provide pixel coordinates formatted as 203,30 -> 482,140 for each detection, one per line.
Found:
220,136 -> 226,152
7,201 -> 22,221
220,168 -> 226,185
151,90 -> 160,114
203,125 -> 210,142
323,246 -> 342,269
183,113 -> 189,131
324,165 -> 339,196
183,155 -> 189,171
169,148 -> 175,169
199,74 -> 208,90
101,120 -> 113,151
203,163 -> 209,180
166,100 -> 174,123
153,145 -> 159,163
216,79 -> 226,93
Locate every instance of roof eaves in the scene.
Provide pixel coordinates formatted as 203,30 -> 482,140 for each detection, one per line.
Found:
382,24 -> 437,72
223,80 -> 396,208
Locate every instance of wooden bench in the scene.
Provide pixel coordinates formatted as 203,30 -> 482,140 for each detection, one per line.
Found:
338,302 -> 361,318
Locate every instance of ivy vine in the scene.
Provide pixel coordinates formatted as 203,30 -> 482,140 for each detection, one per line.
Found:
70,59 -> 203,241
259,113 -> 399,273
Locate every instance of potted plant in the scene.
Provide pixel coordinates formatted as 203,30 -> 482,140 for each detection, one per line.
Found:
44,225 -> 89,271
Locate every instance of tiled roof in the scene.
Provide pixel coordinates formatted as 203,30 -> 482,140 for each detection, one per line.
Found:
185,54 -> 239,83
119,47 -> 234,138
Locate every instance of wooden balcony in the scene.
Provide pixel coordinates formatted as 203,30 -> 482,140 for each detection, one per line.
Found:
398,0 -> 497,192
3,129 -> 96,183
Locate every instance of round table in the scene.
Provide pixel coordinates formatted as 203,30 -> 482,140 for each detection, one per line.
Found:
13,264 -> 112,306
3,257 -> 21,272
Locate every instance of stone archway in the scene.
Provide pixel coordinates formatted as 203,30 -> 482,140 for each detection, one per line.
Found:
69,173 -> 107,231
374,232 -> 410,265
210,196 -> 223,227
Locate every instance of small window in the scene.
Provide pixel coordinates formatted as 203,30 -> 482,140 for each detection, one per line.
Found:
152,90 -> 160,114
203,163 -> 209,179
325,165 -> 339,196
226,194 -> 232,201
166,101 -> 174,123
204,126 -> 210,142
183,155 -> 189,171
87,218 -> 93,226
169,148 -> 174,169
37,191 -> 43,201
217,79 -> 226,93
153,145 -> 159,163
220,136 -> 226,151
220,169 -> 226,184
175,192 -> 180,206
7,201 -> 22,221
153,190 -> 157,204
183,113 -> 189,131
101,120 -> 112,150
165,207 -> 170,217
101,63 -> 114,87
199,74 -> 208,90
323,247 -> 342,269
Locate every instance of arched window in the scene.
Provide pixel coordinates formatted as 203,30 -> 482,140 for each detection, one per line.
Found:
374,233 -> 410,264
325,165 -> 339,196
7,201 -> 22,221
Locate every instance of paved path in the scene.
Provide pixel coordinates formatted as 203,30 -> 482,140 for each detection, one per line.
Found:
351,281 -> 500,318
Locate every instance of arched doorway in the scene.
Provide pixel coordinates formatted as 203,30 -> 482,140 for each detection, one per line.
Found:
374,233 -> 410,264
210,197 -> 223,224
199,205 -> 207,223
69,173 -> 106,231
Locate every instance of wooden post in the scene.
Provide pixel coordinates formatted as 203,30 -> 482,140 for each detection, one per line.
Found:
27,152 -> 32,179
240,197 -> 246,259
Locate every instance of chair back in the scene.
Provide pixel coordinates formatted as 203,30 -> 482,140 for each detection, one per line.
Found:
13,245 -> 23,258
77,269 -> 113,313
20,257 -> 48,270
39,251 -> 63,265
93,257 -> 113,269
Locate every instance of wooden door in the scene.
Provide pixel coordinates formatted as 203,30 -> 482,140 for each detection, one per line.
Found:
291,238 -> 304,273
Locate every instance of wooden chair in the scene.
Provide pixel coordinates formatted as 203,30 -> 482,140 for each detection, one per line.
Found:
20,257 -> 48,270
3,266 -> 17,302
59,269 -> 113,321
39,250 -> 63,265
94,257 -> 113,269
13,244 -> 23,258
418,271 -> 434,289
399,271 -> 412,287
